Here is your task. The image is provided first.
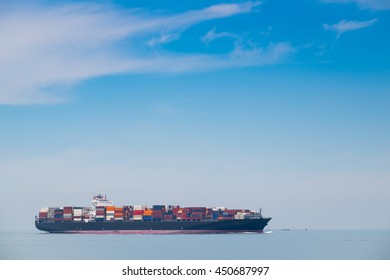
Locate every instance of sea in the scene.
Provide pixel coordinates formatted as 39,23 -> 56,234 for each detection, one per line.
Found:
0,230 -> 389,260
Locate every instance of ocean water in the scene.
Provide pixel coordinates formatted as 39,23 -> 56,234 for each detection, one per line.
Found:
0,230 -> 389,260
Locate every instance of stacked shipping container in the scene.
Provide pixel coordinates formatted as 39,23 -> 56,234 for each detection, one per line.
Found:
63,207 -> 73,221
133,205 -> 146,221
54,209 -> 63,222
73,207 -> 82,222
115,207 -> 123,221
37,204 -> 256,223
106,206 -> 115,221
95,206 -> 105,221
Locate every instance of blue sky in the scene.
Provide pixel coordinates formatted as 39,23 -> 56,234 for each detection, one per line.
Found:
0,0 -> 389,230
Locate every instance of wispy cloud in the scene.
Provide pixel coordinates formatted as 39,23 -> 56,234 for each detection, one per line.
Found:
320,0 -> 390,10
161,1 -> 262,28
323,18 -> 378,38
0,1 -> 292,105
201,27 -> 238,45
229,42 -> 294,66
147,32 -> 181,47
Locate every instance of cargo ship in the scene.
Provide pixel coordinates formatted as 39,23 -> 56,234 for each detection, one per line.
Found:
35,194 -> 271,234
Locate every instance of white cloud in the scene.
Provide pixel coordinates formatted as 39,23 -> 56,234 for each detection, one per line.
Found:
321,0 -> 390,10
229,42 -> 294,66
160,1 -> 262,28
123,42 -> 293,73
323,18 -> 378,38
147,32 -> 181,47
0,1 -> 289,105
201,27 -> 238,45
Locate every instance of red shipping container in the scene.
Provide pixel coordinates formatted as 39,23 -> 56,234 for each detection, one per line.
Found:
218,216 -> 234,220
191,213 -> 203,217
39,212 -> 48,218
152,210 -> 162,217
133,210 -> 143,215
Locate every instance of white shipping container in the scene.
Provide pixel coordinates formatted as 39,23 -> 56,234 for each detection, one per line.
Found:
134,205 -> 146,210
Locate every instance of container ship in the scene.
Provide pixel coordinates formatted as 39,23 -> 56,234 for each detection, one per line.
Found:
35,194 -> 271,234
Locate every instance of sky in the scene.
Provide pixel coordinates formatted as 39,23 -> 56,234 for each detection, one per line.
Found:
0,0 -> 389,231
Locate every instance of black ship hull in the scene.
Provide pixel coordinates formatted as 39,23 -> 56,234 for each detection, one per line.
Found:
35,218 -> 271,234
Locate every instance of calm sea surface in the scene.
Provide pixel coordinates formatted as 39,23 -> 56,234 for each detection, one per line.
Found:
0,230 -> 389,260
